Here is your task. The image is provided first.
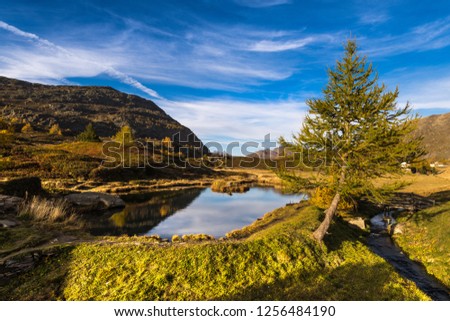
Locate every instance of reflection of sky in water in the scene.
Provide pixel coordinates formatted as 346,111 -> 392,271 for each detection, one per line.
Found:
147,188 -> 300,238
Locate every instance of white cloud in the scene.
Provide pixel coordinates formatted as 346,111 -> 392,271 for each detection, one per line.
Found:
359,13 -> 389,25
0,20 -> 162,99
382,66 -> 450,110
249,37 -> 315,52
363,16 -> 450,57
400,77 -> 450,110
234,0 -> 291,8
157,97 -> 307,146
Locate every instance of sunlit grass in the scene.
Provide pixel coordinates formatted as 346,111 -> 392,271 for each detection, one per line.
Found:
394,200 -> 450,288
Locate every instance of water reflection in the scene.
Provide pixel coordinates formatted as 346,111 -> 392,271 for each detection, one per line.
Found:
86,188 -> 202,236
86,187 -> 299,238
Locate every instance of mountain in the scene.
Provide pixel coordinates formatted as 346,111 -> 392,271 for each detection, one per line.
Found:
247,147 -> 287,159
249,112 -> 450,161
414,112 -> 450,161
0,76 -> 206,152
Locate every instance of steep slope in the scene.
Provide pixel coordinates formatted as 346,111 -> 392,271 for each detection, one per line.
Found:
414,112 -> 450,161
0,76 -> 205,151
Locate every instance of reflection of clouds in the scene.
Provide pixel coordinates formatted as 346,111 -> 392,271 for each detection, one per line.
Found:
148,188 -> 301,238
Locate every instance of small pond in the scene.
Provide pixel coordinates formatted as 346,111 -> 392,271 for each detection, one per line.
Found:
86,187 -> 301,238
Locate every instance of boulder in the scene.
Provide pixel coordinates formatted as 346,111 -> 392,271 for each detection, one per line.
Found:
392,223 -> 404,234
0,219 -> 18,228
348,217 -> 366,230
64,192 -> 125,212
0,177 -> 43,197
0,194 -> 24,214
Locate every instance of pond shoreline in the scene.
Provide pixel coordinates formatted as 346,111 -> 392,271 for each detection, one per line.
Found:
40,168 -> 283,196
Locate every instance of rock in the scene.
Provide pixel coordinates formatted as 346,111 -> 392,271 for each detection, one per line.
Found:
392,223 -> 404,234
0,219 -> 19,228
0,195 -> 24,214
0,177 -> 43,197
348,217 -> 366,230
64,192 -> 125,212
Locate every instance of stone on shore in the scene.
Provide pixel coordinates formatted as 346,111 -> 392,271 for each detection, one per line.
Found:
64,192 -> 125,212
0,195 -> 24,214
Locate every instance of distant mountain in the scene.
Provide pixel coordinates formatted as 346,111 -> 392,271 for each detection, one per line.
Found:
249,112 -> 450,161
413,112 -> 450,161
0,76 -> 206,152
247,146 -> 288,159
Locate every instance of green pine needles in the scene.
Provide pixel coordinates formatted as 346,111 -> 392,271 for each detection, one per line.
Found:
280,40 -> 424,241
77,123 -> 100,142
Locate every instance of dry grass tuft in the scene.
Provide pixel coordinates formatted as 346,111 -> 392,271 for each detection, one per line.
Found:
19,196 -> 76,223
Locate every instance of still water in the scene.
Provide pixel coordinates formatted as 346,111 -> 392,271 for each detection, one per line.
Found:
87,187 -> 300,238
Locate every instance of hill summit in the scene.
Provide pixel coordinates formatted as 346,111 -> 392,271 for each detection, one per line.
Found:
0,76 -> 206,151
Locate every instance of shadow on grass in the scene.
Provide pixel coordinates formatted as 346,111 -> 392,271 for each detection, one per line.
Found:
429,190 -> 450,203
215,262 -> 422,301
323,217 -> 364,252
0,246 -> 74,300
402,208 -> 449,224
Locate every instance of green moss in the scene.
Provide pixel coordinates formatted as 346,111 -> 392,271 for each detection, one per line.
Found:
394,201 -> 450,288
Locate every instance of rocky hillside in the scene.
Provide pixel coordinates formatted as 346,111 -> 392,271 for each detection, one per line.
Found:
414,112 -> 450,161
0,76 -> 206,151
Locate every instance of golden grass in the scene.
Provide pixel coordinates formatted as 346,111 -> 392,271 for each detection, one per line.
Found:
18,196 -> 75,223
373,169 -> 450,196
44,141 -> 104,158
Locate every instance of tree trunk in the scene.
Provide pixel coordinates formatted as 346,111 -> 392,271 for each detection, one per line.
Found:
312,192 -> 341,242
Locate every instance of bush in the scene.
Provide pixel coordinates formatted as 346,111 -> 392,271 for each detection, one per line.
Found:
49,124 -> 63,136
181,234 -> 215,242
211,179 -> 250,194
18,196 -> 75,223
0,129 -> 13,147
310,187 -> 355,211
114,125 -> 135,146
0,177 -> 43,197
77,123 -> 100,142
21,123 -> 33,133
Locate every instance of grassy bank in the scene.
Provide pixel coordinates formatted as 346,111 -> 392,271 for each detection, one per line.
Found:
2,203 -> 428,300
394,199 -> 450,288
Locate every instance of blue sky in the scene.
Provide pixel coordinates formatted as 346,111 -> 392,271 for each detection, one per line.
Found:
1,0 -> 450,152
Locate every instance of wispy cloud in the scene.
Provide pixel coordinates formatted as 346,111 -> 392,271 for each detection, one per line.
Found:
359,12 -> 390,25
249,37 -> 315,52
0,20 -> 162,99
401,77 -> 450,110
382,65 -> 450,110
363,16 -> 450,56
158,97 -> 307,145
234,0 -> 291,8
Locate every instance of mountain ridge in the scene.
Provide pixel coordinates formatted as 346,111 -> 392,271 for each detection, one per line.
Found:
0,76 -> 205,151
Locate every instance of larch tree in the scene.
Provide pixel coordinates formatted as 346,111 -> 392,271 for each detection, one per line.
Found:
280,40 -> 423,242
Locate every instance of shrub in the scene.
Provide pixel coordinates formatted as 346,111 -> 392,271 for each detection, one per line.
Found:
181,234 -> 215,242
18,196 -> 75,223
171,235 -> 181,243
77,123 -> 100,142
211,179 -> 250,194
310,187 -> 355,211
49,124 -> 63,136
21,123 -> 33,133
0,117 -> 7,130
113,125 -> 135,146
0,129 -> 13,147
